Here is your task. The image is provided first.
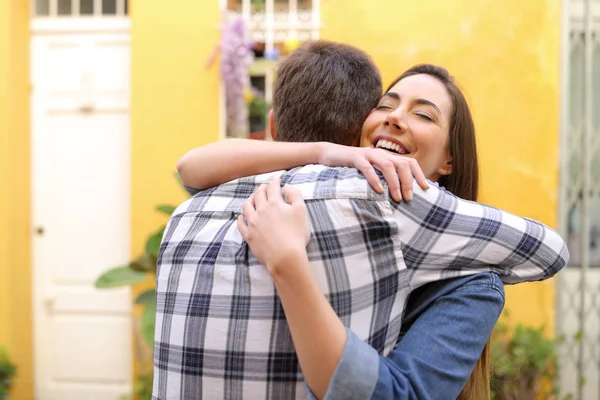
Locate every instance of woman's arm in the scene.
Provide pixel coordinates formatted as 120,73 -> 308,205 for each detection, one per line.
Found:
238,180 -> 346,399
177,139 -> 322,191
177,139 -> 429,201
238,180 -> 505,400
381,273 -> 504,400
270,253 -> 348,399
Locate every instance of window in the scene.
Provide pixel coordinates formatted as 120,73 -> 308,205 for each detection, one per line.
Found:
557,2 -> 600,399
222,0 -> 320,139
562,0 -> 600,268
226,0 -> 318,44
33,0 -> 128,17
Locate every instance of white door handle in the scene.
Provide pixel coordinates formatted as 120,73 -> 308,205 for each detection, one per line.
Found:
44,287 -> 56,310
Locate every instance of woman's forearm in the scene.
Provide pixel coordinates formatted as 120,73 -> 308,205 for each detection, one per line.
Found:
176,139 -> 325,190
270,252 -> 348,400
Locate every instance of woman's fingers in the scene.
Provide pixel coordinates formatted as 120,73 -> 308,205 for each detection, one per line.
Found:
283,184 -> 304,207
254,183 -> 268,210
396,161 -> 414,201
242,193 -> 257,222
353,157 -> 384,194
237,215 -> 249,239
364,149 -> 403,201
266,179 -> 285,204
374,158 -> 402,202
408,158 -> 429,190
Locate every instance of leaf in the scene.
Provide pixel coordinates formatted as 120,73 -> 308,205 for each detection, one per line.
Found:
490,323 -> 564,398
95,266 -> 147,288
156,205 -> 176,215
135,289 -> 156,306
493,323 -> 509,335
141,300 -> 156,348
145,228 -> 165,259
130,253 -> 157,273
174,171 -> 183,186
0,346 -> 16,385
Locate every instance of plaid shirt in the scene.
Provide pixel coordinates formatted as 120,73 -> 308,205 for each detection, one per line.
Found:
153,165 -> 568,400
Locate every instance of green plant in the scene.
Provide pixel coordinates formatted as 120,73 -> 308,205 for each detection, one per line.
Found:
94,204 -> 172,348
251,0 -> 264,11
249,95 -> 268,119
133,372 -> 153,400
491,324 -> 558,399
490,312 -> 578,400
0,346 -> 17,400
96,175 -> 187,397
95,205 -> 170,396
248,93 -> 269,134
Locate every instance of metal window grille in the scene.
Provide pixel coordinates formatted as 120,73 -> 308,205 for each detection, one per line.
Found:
557,0 -> 600,398
222,0 -> 320,139
33,0 -> 128,17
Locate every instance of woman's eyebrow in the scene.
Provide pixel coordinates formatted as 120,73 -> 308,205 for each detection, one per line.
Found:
383,92 -> 441,114
414,98 -> 442,114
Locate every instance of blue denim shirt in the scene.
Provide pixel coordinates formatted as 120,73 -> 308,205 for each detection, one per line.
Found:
307,272 -> 505,400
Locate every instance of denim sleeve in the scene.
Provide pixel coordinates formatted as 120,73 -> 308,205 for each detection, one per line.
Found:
305,329 -> 380,400
307,273 -> 505,400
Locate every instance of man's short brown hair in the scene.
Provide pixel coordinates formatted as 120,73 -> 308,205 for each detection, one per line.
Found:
272,40 -> 382,146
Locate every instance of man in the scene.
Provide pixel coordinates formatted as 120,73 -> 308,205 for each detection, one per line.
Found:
153,41 -> 567,399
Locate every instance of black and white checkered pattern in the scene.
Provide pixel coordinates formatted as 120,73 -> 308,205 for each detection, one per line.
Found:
153,165 -> 568,400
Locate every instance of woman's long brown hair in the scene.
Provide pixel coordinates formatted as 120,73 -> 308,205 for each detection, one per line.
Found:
389,64 -> 488,400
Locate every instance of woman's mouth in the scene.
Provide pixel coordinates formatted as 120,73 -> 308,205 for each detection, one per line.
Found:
374,139 -> 410,155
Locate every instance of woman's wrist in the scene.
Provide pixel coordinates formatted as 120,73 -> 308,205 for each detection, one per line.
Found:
315,142 -> 337,166
268,247 -> 311,283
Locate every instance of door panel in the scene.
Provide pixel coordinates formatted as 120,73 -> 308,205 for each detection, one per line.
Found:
31,30 -> 132,400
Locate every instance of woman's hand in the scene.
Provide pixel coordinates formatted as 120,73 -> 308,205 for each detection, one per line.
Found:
317,142 -> 429,202
238,179 -> 310,275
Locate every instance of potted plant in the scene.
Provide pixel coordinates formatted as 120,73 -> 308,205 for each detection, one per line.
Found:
248,92 -> 268,140
490,312 -> 578,400
95,175 -> 187,399
0,346 -> 17,400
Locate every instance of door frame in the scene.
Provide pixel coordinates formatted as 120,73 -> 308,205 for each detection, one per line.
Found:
30,17 -> 132,399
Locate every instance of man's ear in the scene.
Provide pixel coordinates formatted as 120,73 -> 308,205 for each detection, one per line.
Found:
268,109 -> 276,140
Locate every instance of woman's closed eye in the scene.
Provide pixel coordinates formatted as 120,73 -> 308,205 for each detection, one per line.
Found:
416,112 -> 435,122
375,104 -> 393,111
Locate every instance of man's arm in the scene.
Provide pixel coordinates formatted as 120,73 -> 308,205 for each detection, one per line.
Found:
307,273 -> 504,400
390,182 -> 569,287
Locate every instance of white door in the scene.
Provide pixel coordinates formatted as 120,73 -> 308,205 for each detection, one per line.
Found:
31,25 -> 132,400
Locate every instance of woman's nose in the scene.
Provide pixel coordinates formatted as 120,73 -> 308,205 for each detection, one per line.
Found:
384,109 -> 408,131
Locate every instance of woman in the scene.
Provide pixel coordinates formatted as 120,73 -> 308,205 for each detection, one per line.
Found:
176,65 -> 566,399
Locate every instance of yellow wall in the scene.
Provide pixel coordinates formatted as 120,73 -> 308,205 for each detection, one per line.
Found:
0,0 -> 33,398
130,0 -> 221,254
130,0 -> 221,379
321,0 -> 561,332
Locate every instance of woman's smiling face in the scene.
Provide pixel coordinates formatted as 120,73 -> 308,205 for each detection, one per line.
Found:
359,73 -> 454,181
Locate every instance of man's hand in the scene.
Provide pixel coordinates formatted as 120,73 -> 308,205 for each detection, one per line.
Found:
317,143 -> 429,202
238,179 -> 311,275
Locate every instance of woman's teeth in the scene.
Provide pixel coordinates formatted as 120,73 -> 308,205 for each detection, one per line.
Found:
375,139 -> 407,155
